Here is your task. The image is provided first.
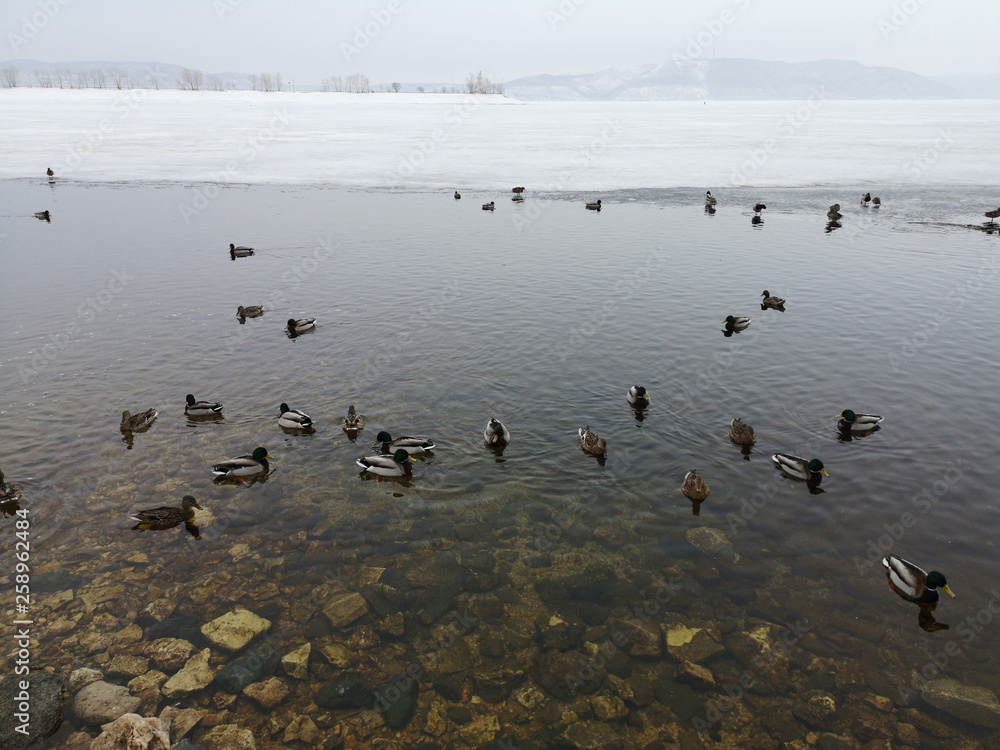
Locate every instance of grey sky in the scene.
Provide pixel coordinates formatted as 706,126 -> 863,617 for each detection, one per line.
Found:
4,0 -> 998,84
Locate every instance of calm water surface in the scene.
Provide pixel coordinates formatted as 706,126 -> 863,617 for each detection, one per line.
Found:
1,180 -> 999,747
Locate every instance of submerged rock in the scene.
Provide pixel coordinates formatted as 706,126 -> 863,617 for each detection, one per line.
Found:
372,678 -> 418,729
242,677 -> 289,709
200,609 -> 271,652
144,638 -> 196,672
314,676 -> 371,710
162,649 -> 215,698
281,643 -> 311,680
322,591 -> 370,629
213,645 -> 281,694
71,680 -> 140,725
90,713 -> 170,750
921,678 -> 1000,728
198,724 -> 256,749
0,672 -> 64,746
560,720 -> 619,749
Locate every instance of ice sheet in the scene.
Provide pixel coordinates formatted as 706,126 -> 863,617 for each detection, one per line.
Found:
1,89 -> 997,190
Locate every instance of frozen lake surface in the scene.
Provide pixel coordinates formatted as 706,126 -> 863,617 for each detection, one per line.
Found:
2,89 -> 999,189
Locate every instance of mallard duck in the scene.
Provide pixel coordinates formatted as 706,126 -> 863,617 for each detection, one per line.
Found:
760,290 -> 785,309
34,210 -> 50,221
342,405 -> 364,431
229,243 -> 254,257
729,418 -> 757,446
212,446 -> 272,477
236,305 -> 263,319
836,409 -> 883,432
753,203 -> 766,214
627,385 -> 650,407
121,408 -> 158,432
285,318 -> 316,333
454,191 -> 461,199
772,453 -> 828,482
682,470 -> 709,501
373,431 -> 435,455
357,449 -> 414,476
723,315 -> 751,332
872,196 -> 881,207
482,201 -> 495,211
861,192 -> 871,205
512,186 -> 525,194
0,468 -> 22,504
130,495 -> 202,526
46,167 -> 54,177
579,426 -> 607,459
586,200 -> 602,211
484,418 -> 510,448
705,191 -> 717,206
985,207 -> 1000,224
827,207 -> 843,221
185,394 -> 223,416
279,402 -> 313,429
883,555 -> 955,603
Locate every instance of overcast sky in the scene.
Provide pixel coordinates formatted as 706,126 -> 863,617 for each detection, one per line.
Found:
4,0 -> 998,84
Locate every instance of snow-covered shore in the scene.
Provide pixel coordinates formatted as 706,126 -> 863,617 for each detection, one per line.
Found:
2,88 -> 997,189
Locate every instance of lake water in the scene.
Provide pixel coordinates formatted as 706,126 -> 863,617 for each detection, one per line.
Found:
2,178 -> 999,748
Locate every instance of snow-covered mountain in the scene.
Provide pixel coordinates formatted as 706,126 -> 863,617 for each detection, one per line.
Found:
505,59 -> 970,101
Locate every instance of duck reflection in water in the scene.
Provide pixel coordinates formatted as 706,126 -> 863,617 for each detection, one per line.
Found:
825,219 -> 842,234
751,215 -> 763,227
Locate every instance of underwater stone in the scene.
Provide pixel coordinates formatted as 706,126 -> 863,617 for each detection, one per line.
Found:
314,677 -> 371,710
213,646 -> 281,694
0,672 -> 64,746
372,678 -> 418,729
198,724 -> 257,750
242,677 -> 289,709
283,715 -> 320,744
664,624 -> 724,663
674,660 -> 715,689
560,720 -> 619,750
281,643 -> 311,680
71,680 -> 140,725
457,714 -> 500,745
90,713 -> 170,750
921,678 -> 1000,728
590,694 -> 628,721
32,571 -> 83,592
68,667 -> 104,693
433,676 -> 463,702
322,591 -> 369,629
162,650 -> 215,698
144,638 -> 196,672
200,609 -> 271,652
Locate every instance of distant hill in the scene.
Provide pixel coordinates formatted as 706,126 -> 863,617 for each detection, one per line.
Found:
504,59 -> 975,101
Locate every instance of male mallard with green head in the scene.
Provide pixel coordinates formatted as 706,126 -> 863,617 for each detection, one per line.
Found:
229,243 -> 254,257
373,431 -> 435,455
627,385 -> 650,407
279,403 -> 313,430
883,555 -> 955,603
484,418 -> 510,448
357,449 -> 415,477
285,318 -> 316,334
185,394 -> 223,416
771,453 -> 828,483
212,447 -> 273,477
836,409 -> 883,432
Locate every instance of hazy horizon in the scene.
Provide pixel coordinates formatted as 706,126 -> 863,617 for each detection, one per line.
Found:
3,0 -> 998,86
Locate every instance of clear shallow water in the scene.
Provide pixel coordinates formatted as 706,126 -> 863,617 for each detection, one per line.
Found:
2,179 -> 1000,747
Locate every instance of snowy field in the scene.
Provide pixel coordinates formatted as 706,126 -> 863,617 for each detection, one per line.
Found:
1,88 -> 998,190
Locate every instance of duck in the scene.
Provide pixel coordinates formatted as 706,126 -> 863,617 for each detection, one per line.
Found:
723,315 -> 751,331
705,191 -> 717,206
836,409 -> 883,432
861,192 -> 872,205
285,318 -> 316,333
872,196 -> 881,207
484,418 -> 510,448
342,405 -> 364,431
729,417 -> 757,446
373,431 -> 435,455
753,203 -> 766,214
482,201 -> 495,211
882,555 -> 955,603
0,468 -> 22,504
236,305 -> 263,319
627,385 -> 650,407
46,167 -> 54,177
586,200 -> 602,211
985,207 -> 1000,224
229,243 -> 255,257
212,446 -> 272,477
454,191 -> 461,199
827,204 -> 843,221
512,186 -> 525,194
185,394 -> 223,416
681,469 -> 709,501
771,453 -> 828,482
578,426 -> 607,459
34,210 -> 50,221
130,495 -> 202,526
278,402 -> 313,430
120,408 -> 158,432
357,449 -> 414,477
760,290 -> 785,310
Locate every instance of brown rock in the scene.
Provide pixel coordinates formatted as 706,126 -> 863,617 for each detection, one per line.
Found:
128,671 -> 168,694
242,677 -> 289,709
105,654 -> 151,679
199,723 -> 257,749
144,638 -> 196,672
283,715 -> 320,744
675,660 -> 716,689
90,713 -> 170,750
321,591 -> 369,629
664,623 -> 724,663
159,705 -> 202,741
